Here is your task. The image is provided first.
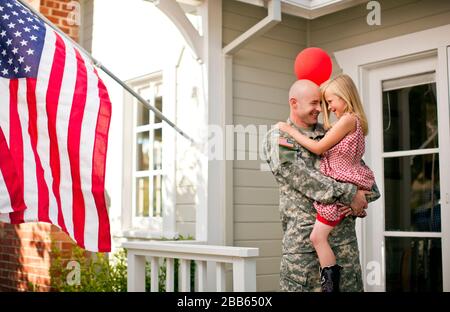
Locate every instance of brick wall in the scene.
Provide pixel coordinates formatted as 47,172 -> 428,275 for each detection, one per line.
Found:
0,222 -> 80,291
0,0 -> 82,292
40,0 -> 80,41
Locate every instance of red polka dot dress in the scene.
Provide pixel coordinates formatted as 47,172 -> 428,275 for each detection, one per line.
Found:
314,114 -> 375,226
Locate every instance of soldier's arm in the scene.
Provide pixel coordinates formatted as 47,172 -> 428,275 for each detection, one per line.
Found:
279,157 -> 357,205
367,182 -> 380,202
263,129 -> 357,206
360,159 -> 381,203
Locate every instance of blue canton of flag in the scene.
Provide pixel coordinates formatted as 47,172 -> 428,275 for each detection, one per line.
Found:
0,0 -> 45,79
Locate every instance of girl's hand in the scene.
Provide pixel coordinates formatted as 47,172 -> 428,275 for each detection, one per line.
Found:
276,122 -> 292,134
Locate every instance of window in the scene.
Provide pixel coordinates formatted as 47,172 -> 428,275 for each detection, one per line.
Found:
124,72 -> 174,233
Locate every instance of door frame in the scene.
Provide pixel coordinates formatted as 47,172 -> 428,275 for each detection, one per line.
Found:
335,24 -> 450,291
364,52 -> 441,291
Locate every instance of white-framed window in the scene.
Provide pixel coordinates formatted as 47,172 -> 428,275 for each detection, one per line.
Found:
122,71 -> 176,237
133,79 -> 164,228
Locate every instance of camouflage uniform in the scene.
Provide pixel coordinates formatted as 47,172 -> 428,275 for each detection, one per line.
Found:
263,118 -> 380,292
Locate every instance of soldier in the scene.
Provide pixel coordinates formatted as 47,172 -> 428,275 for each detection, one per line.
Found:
263,79 -> 380,292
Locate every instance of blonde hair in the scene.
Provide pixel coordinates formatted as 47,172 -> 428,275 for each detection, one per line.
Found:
320,74 -> 369,136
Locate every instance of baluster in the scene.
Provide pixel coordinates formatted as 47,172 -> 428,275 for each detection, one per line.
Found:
166,258 -> 174,292
195,260 -> 207,292
180,259 -> 191,291
216,262 -> 226,291
233,258 -> 256,291
127,252 -> 146,292
150,256 -> 159,292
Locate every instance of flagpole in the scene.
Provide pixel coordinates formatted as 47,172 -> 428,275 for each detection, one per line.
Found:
16,0 -> 196,144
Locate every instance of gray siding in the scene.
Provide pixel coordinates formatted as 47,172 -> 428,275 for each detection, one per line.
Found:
224,0 -> 307,291
310,0 -> 450,70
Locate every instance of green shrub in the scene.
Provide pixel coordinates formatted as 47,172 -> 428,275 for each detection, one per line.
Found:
50,245 -> 127,292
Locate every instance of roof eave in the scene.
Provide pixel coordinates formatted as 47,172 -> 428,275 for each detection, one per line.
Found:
236,0 -> 367,19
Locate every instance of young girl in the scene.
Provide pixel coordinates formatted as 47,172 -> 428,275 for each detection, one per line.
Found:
277,74 -> 375,292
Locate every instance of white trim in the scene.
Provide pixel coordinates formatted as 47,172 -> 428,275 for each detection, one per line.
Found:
134,170 -> 164,178
121,70 -> 177,238
162,65 -> 177,235
437,46 -> 450,292
223,0 -> 281,55
384,231 -> 442,238
335,24 -> 450,292
199,0 -> 226,291
382,148 -> 439,158
198,0 -> 223,246
121,80 -> 134,232
119,229 -> 178,240
136,124 -> 163,132
123,241 -> 259,257
224,55 -> 234,246
365,54 -> 440,292
152,0 -> 204,62
335,24 -> 450,79
236,0 -> 366,19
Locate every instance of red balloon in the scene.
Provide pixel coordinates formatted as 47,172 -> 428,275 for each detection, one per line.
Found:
294,47 -> 332,86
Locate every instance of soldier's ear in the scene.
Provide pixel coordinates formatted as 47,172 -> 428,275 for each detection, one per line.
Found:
289,97 -> 297,109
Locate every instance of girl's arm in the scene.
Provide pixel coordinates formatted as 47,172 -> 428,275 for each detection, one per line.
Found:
277,114 -> 356,155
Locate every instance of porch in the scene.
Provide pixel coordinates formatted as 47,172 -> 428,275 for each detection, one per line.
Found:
123,241 -> 259,292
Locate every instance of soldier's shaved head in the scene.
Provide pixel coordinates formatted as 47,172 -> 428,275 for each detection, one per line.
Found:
288,79 -> 322,128
289,79 -> 320,102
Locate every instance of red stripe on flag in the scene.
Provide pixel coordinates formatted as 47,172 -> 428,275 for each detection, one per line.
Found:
8,79 -> 25,224
69,48 -> 88,249
46,34 -> 67,232
27,78 -> 50,222
0,126 -> 26,213
93,69 -> 112,252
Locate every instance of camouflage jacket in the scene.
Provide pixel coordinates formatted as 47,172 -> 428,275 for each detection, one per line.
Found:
263,119 -> 380,254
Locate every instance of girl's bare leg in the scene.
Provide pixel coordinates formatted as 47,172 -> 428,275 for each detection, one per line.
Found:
309,220 -> 336,268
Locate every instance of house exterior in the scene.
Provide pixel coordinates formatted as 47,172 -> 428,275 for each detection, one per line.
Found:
1,0 -> 449,292
108,0 -> 448,292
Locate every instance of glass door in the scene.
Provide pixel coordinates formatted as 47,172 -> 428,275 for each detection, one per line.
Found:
363,51 -> 450,291
382,74 -> 441,291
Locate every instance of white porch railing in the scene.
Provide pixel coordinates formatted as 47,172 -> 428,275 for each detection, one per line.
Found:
122,241 -> 259,292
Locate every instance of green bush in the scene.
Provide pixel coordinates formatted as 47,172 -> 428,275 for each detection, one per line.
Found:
50,245 -> 127,292
50,236 -> 196,292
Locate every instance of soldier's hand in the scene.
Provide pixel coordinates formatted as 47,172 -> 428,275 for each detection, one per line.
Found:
339,206 -> 368,218
339,206 -> 353,217
350,190 -> 369,215
355,210 -> 367,218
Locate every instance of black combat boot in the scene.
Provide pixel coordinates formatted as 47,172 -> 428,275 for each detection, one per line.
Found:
320,264 -> 342,292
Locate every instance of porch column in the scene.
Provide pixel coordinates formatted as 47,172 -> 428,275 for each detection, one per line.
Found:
198,0 -> 226,291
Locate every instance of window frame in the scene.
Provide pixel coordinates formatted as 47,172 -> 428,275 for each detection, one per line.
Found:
122,71 -> 177,238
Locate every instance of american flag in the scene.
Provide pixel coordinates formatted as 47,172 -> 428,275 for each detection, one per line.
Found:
278,137 -> 295,149
0,0 -> 112,252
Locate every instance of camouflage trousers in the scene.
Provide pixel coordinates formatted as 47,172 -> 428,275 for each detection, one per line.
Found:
279,240 -> 364,292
